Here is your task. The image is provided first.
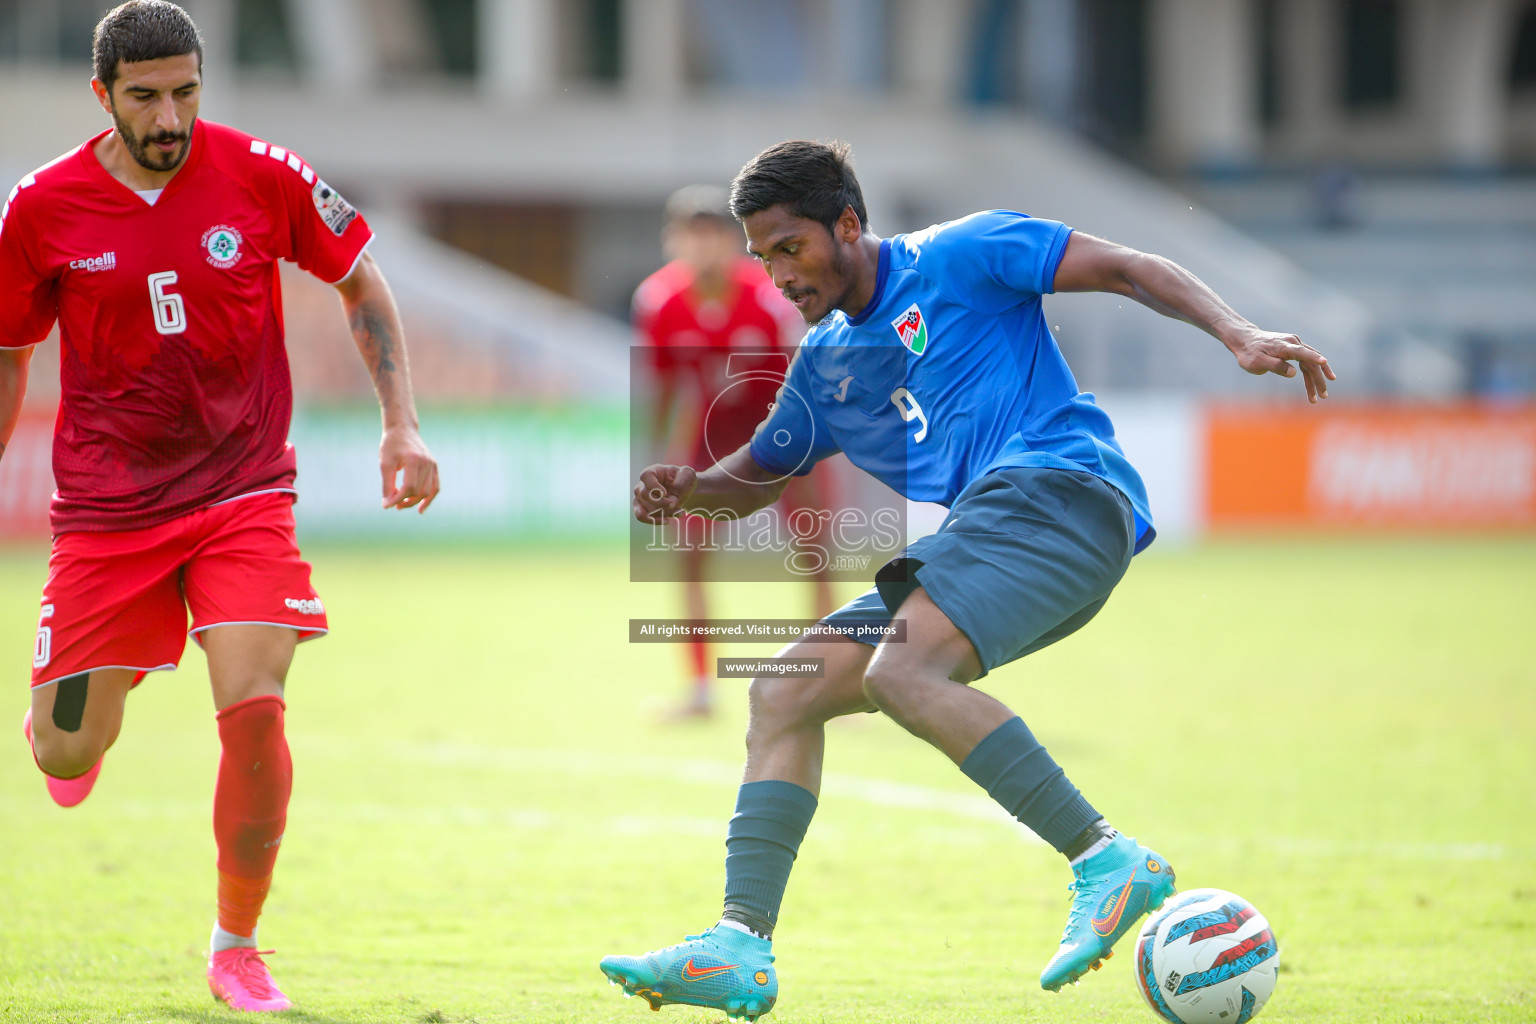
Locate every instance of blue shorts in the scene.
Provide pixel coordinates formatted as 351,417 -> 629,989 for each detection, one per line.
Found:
821,467 -> 1136,678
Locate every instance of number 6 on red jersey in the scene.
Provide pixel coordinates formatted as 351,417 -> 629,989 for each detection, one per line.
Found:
147,271 -> 186,335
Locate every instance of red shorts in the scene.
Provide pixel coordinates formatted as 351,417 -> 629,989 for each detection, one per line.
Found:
29,491 -> 327,688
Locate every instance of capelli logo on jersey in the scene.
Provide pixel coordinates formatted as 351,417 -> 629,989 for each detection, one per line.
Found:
202,224 -> 243,269
69,251 -> 117,273
284,597 -> 324,616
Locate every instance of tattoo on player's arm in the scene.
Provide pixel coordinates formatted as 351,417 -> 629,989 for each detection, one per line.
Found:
349,300 -> 399,396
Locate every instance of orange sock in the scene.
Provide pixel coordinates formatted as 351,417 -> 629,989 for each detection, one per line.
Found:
213,695 -> 291,939
688,640 -> 709,681
217,870 -> 272,939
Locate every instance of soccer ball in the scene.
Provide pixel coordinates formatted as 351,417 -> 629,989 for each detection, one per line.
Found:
1133,888 -> 1279,1024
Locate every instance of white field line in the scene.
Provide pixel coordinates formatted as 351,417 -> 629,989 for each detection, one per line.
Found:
1179,835 -> 1523,863
100,796 -> 1020,847
287,736 -> 1532,862
295,734 -> 1027,832
105,796 -> 724,837
50,736 -> 1525,862
80,793 -> 1535,862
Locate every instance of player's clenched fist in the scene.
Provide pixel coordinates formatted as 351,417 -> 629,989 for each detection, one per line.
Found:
634,464 -> 697,522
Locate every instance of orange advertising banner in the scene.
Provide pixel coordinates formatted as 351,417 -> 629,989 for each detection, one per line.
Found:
1206,403 -> 1536,529
0,407 -> 56,540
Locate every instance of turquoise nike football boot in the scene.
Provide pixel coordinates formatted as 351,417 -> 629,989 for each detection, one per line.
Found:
600,925 -> 778,1021
1041,834 -> 1176,991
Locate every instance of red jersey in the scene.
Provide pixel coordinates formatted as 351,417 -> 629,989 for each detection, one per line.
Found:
634,257 -> 802,463
0,120 -> 372,533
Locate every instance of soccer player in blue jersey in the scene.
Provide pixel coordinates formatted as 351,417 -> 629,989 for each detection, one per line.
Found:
601,140 -> 1333,1020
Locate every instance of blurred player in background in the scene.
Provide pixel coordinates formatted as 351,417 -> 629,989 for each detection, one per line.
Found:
635,184 -> 833,718
607,140 -> 1334,1020
0,1 -> 439,1011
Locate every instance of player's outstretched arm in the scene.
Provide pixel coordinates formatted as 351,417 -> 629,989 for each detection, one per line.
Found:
1052,231 -> 1336,403
0,346 -> 33,462
633,445 -> 790,524
333,252 -> 441,512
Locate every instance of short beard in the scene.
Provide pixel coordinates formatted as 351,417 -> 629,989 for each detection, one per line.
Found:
814,240 -> 854,325
785,235 -> 856,325
112,107 -> 193,173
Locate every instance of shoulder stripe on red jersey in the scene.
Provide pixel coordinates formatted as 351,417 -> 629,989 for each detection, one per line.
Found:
244,131 -> 361,244
1,174 -> 33,228
249,137 -> 316,185
2,145 -> 76,231
5,173 -> 36,206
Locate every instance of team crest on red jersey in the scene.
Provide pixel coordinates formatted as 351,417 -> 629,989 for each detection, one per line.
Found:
202,224 -> 243,269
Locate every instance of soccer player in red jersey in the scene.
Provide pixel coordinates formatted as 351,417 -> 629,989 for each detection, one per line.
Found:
635,186 -> 833,717
0,2 -> 439,1011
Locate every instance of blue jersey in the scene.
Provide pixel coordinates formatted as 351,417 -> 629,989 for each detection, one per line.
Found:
748,210 -> 1155,552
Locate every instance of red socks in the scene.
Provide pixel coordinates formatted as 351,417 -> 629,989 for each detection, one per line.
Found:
213,694 -> 291,939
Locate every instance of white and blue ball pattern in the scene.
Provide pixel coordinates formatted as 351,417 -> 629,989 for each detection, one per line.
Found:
1133,888 -> 1279,1024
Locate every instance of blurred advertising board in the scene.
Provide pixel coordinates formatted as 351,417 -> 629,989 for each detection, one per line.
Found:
4,401 -> 1534,542
290,405 -> 630,540
1206,404 -> 1536,530
0,407 -> 54,540
0,405 -> 631,543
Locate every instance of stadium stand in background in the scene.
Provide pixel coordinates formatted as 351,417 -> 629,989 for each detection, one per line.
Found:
2,0 -> 1533,540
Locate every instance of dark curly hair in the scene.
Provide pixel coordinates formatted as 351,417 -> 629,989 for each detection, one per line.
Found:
93,1 -> 203,94
729,139 -> 869,234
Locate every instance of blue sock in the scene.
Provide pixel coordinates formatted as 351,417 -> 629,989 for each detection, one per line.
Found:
960,716 -> 1101,854
721,780 -> 818,939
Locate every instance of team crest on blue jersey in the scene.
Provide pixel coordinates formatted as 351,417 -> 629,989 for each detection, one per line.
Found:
202,224 -> 243,269
892,303 -> 928,356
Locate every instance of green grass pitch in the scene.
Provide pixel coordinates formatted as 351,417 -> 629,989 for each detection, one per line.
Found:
1,538 -> 1533,1023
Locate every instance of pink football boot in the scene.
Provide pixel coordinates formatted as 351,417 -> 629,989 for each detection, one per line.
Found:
207,947 -> 292,1012
21,708 -> 102,808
